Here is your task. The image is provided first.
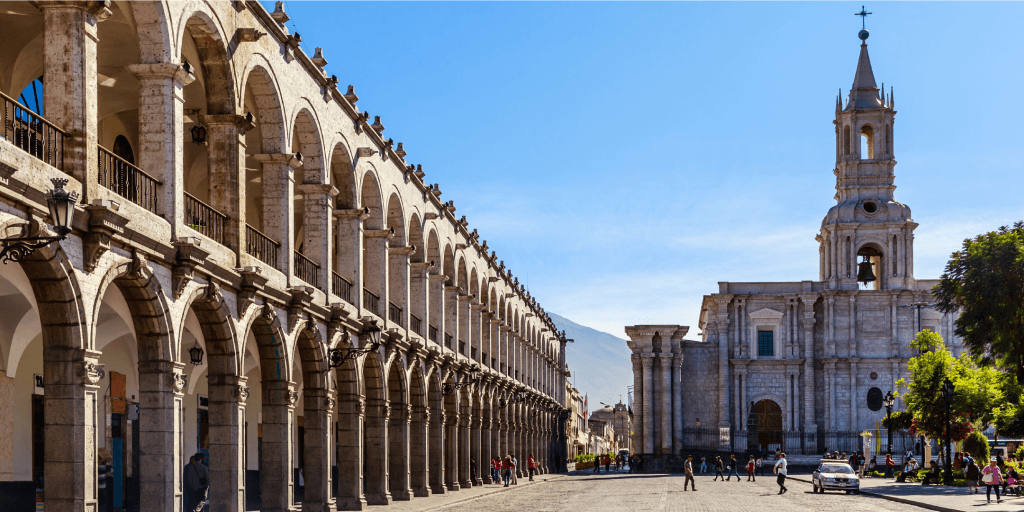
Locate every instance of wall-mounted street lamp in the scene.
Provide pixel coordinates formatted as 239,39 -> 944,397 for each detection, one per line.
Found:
328,320 -> 382,368
442,364 -> 480,396
1,178 -> 78,264
188,341 -> 205,366
190,122 -> 207,145
498,387 -> 527,409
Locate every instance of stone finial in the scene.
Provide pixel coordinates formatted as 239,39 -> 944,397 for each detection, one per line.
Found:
371,116 -> 385,134
271,1 -> 290,24
312,47 -> 328,68
345,85 -> 359,104
444,200 -> 455,212
395,142 -> 407,158
459,215 -> 468,227
414,164 -> 425,178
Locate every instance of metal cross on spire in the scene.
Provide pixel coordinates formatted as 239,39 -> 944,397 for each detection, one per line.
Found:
855,6 -> 872,29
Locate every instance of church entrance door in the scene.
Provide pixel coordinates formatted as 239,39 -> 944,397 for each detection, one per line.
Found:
748,400 -> 783,453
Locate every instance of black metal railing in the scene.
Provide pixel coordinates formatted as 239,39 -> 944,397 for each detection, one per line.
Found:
428,325 -> 438,343
98,145 -> 161,214
245,224 -> 280,269
410,314 -> 423,336
294,251 -> 320,288
388,301 -> 403,327
363,288 -> 381,317
184,192 -> 227,245
1,91 -> 64,171
444,333 -> 453,350
332,271 -> 353,303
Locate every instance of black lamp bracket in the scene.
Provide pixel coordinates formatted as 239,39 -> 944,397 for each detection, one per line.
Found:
0,235 -> 64,264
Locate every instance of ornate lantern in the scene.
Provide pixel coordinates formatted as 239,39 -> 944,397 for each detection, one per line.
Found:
188,341 -> 204,366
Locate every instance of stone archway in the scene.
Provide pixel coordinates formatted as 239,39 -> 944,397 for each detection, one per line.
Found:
748,399 -> 783,452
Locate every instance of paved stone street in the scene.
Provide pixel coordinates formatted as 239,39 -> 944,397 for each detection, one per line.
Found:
388,471 -> 930,512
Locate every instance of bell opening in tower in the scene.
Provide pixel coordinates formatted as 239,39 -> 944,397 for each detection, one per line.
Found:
857,245 -> 884,290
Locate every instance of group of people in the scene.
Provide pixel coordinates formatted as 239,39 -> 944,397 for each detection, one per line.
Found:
490,454 -> 539,487
956,451 -> 1018,504
684,453 -> 789,494
591,453 -> 629,474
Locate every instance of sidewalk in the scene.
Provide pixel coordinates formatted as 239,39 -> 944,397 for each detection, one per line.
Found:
364,474 -> 566,512
788,473 -> 1024,512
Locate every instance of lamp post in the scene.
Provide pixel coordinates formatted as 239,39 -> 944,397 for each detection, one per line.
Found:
1,178 -> 78,264
327,320 -> 383,368
442,364 -> 480,396
883,391 -> 895,456
939,377 -> 955,486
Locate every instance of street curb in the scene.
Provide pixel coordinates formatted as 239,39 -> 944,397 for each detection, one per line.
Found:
786,476 -> 962,512
419,474 -> 568,512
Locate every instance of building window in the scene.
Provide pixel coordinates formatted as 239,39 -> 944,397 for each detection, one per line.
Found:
758,330 -> 774,357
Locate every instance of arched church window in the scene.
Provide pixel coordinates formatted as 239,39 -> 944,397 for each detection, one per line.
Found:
860,125 -> 874,159
843,125 -> 851,155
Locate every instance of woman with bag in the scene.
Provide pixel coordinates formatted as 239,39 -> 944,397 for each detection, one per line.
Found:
982,457 -> 1004,504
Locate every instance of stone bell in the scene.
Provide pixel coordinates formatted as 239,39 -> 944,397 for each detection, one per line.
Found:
857,255 -> 876,284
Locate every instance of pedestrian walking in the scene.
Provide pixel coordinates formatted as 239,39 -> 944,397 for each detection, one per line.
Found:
628,454 -> 636,474
528,454 -> 537,481
966,458 -> 980,494
747,455 -> 756,482
470,458 -> 480,486
700,456 -> 707,474
713,456 -> 725,481
726,454 -> 740,481
190,452 -> 209,512
594,454 -> 601,474
182,455 -> 197,512
755,456 -> 765,476
502,456 -> 513,487
511,454 -> 519,484
885,453 -> 895,479
603,454 -> 611,473
982,457 -> 1004,504
492,456 -> 501,484
773,452 -> 788,495
684,455 -> 697,491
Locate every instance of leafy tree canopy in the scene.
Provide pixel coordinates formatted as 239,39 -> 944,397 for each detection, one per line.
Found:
934,221 -> 1024,381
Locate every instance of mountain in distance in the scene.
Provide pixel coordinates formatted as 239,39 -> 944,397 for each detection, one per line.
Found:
549,313 -> 633,413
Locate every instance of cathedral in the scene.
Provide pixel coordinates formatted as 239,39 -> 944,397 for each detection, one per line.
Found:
625,28 -> 963,457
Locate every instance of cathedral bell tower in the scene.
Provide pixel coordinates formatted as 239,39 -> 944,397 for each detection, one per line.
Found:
817,27 -> 917,291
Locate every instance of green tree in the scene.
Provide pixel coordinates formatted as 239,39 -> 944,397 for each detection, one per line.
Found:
962,431 -> 991,462
934,221 -> 1024,381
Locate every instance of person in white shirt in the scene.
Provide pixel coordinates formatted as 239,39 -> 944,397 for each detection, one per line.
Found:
773,453 -> 788,495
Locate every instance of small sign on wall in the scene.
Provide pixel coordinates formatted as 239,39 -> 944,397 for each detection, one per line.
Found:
198,394 -> 209,410
33,374 -> 44,395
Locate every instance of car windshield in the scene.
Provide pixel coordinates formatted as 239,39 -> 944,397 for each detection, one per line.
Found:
821,464 -> 855,474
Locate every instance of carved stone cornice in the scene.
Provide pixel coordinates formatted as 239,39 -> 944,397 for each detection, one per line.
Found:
238,266 -> 268,316
288,286 -> 315,331
335,206 -> 370,220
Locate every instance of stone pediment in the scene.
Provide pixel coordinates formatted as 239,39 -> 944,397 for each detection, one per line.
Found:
748,308 -> 784,320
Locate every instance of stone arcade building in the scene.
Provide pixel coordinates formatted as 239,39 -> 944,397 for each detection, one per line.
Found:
625,30 -> 965,460
0,2 -> 569,510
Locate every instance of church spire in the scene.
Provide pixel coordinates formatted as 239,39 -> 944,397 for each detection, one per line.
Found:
847,28 -> 882,109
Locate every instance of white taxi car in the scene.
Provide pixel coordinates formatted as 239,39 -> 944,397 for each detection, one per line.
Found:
812,459 -> 860,494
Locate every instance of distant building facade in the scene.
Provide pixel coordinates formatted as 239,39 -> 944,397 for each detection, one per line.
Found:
625,30 -> 964,457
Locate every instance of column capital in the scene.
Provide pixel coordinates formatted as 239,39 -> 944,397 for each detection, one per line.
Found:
253,152 -> 303,168
127,62 -> 194,86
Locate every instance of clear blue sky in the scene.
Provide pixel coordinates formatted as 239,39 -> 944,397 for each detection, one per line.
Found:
278,2 -> 1024,337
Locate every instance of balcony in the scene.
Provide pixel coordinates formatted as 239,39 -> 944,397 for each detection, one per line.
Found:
331,271 -> 353,304
98,145 -> 161,214
363,288 -> 381,317
184,192 -> 227,245
428,325 -> 438,343
0,91 -> 64,171
410,314 -> 423,337
388,301 -> 403,327
294,251 -> 320,289
245,224 -> 280,269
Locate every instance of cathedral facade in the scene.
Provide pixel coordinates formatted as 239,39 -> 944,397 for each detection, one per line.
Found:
626,30 -> 963,457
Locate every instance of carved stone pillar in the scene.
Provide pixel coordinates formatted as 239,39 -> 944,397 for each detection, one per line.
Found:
364,399 -> 391,505
641,355 -> 655,453
334,207 -> 368,304
445,410 -> 460,491
303,388 -> 335,512
335,393 -> 365,510
261,381 -> 296,512
137,360 -> 186,511
429,408 -> 446,495
800,295 -> 818,437
297,183 -> 338,291
387,402 -> 411,500
410,396 -> 430,497
207,374 -> 248,512
203,116 -> 245,265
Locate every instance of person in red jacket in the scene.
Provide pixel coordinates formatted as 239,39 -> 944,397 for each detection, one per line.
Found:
501,456 -> 514,487
528,454 -> 537,481
603,454 -> 611,473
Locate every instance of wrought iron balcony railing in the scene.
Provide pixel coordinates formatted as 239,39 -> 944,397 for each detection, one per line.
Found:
0,91 -> 64,171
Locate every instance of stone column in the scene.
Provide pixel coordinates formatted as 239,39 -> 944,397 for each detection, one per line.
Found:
849,358 -> 860,431
126,63 -> 193,235
254,154 -> 299,272
364,400 -> 391,505
800,296 -> 818,440
388,403 -> 411,500
410,388 -> 430,497
203,116 -> 246,265
363,229 -> 392,319
481,405 -> 493,484
261,382 -> 296,512
304,389 -> 335,512
445,409 -> 460,491
410,263 -> 432,338
334,207 -> 368,303
630,354 -> 643,454
41,1 -> 106,201
207,374 -> 247,512
429,407 -> 446,494
641,355 -> 654,453
336,394 -> 365,510
298,183 -> 338,290
672,355 -> 684,452
429,274 -> 448,345
659,357 -> 672,454
716,300 -> 732,429
0,371 -> 12,483
388,246 -> 414,332
826,361 -> 837,431
470,407 -> 482,485
136,360 -> 186,510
